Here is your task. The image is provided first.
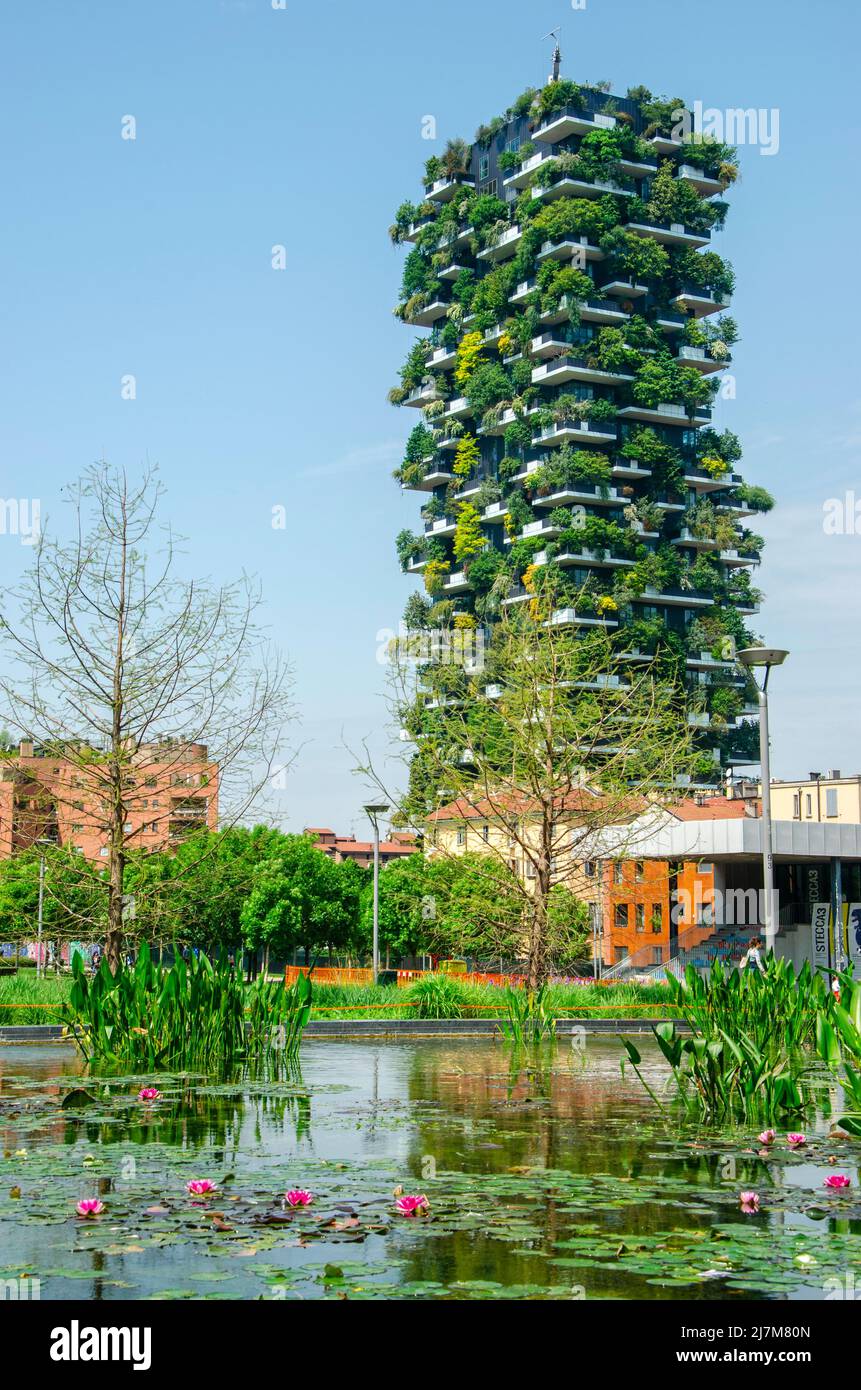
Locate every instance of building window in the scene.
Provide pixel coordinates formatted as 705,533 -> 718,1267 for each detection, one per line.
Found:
584,860 -> 596,878
479,178 -> 498,197
456,828 -> 466,847
635,904 -> 645,932
480,824 -> 489,842
99,847 -> 108,857
805,793 -> 813,817
792,793 -> 801,819
507,137 -> 520,154
634,860 -> 645,882
479,155 -> 489,180
651,904 -> 663,933
613,862 -> 624,884
615,904 -> 628,929
826,788 -> 838,817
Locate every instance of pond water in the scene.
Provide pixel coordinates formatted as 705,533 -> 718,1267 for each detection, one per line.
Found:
1,1038 -> 859,1301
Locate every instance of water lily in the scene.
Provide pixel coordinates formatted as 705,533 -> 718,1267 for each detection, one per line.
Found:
284,1189 -> 313,1207
739,1191 -> 760,1213
76,1199 -> 105,1217
138,1087 -> 161,1102
787,1133 -> 806,1147
395,1194 -> 429,1217
186,1179 -> 218,1196
758,1129 -> 776,1145
824,1174 -> 851,1189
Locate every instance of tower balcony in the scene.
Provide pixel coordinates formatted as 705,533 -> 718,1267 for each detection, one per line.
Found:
683,465 -> 742,492
532,107 -> 618,143
616,401 -> 711,427
674,284 -> 731,317
598,278 -> 649,299
531,483 -> 627,509
531,356 -> 635,389
404,380 -> 442,408
481,501 -> 509,524
428,343 -> 457,370
647,132 -> 687,156
534,419 -> 617,448
676,164 -> 724,197
639,585 -> 715,609
403,215 -> 435,243
423,515 -> 457,539
536,235 -> 605,266
425,173 -> 474,203
407,460 -> 454,491
502,150 -> 556,190
626,218 -> 711,248
477,224 -> 523,262
720,548 -> 762,567
401,297 -> 449,327
441,569 -> 470,595
531,174 -> 632,205
677,344 -> 729,375
531,545 -> 631,571
672,527 -> 719,551
405,553 -> 428,574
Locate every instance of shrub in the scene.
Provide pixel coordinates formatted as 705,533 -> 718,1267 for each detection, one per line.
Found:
405,972 -> 467,1019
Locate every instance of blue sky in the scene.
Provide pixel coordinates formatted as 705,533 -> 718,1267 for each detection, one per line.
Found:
0,0 -> 859,833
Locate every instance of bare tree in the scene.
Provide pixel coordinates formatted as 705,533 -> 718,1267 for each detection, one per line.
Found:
0,463 -> 293,970
363,572 -> 700,987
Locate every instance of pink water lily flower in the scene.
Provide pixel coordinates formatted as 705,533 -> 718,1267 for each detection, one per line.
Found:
758,1129 -> 776,1145
787,1133 -> 806,1147
76,1199 -> 105,1217
186,1179 -> 218,1196
138,1088 -> 161,1102
284,1189 -> 313,1208
395,1194 -> 429,1217
739,1191 -> 760,1213
824,1174 -> 851,1189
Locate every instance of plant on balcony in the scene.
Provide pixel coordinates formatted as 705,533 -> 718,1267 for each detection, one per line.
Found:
389,200 -> 419,244
599,226 -> 669,285
453,432 -> 481,479
592,325 -> 643,375
734,483 -> 774,513
396,530 -> 426,570
440,138 -> 471,179
709,685 -> 743,723
464,361 -> 512,417
534,79 -> 585,121
454,331 -> 485,390
453,503 -> 487,564
424,558 -> 450,596
638,95 -> 687,139
674,248 -> 735,300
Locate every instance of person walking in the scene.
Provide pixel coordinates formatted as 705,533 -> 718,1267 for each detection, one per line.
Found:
739,936 -> 766,974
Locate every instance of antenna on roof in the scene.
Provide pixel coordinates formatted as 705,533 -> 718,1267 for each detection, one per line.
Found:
541,28 -> 562,84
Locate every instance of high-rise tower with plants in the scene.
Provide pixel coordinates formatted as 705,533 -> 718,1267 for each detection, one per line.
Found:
389,70 -> 773,795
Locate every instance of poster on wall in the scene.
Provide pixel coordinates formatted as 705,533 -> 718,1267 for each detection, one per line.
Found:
848,904 -> 861,969
810,902 -> 831,972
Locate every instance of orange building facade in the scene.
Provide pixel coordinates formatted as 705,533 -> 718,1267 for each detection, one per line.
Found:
0,739 -> 218,861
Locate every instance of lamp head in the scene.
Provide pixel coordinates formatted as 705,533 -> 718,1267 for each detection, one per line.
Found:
737,647 -> 789,669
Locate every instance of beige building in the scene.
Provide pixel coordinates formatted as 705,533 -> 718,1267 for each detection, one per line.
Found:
768,771 -> 861,825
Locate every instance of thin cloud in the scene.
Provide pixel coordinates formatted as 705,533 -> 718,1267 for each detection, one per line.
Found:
298,441 -> 402,479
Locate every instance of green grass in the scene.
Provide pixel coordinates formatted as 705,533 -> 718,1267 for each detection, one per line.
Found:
308,978 -> 675,1020
0,971 -> 677,1028
0,973 -> 71,1024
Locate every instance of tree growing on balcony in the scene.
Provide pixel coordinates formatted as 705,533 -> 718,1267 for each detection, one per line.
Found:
363,571 -> 699,988
0,463 -> 293,972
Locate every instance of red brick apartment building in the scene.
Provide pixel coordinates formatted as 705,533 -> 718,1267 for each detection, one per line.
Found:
0,739 -> 218,861
306,827 -> 418,870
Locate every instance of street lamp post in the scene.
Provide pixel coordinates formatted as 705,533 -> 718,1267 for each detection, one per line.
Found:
363,803 -> 390,985
737,647 -> 789,957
